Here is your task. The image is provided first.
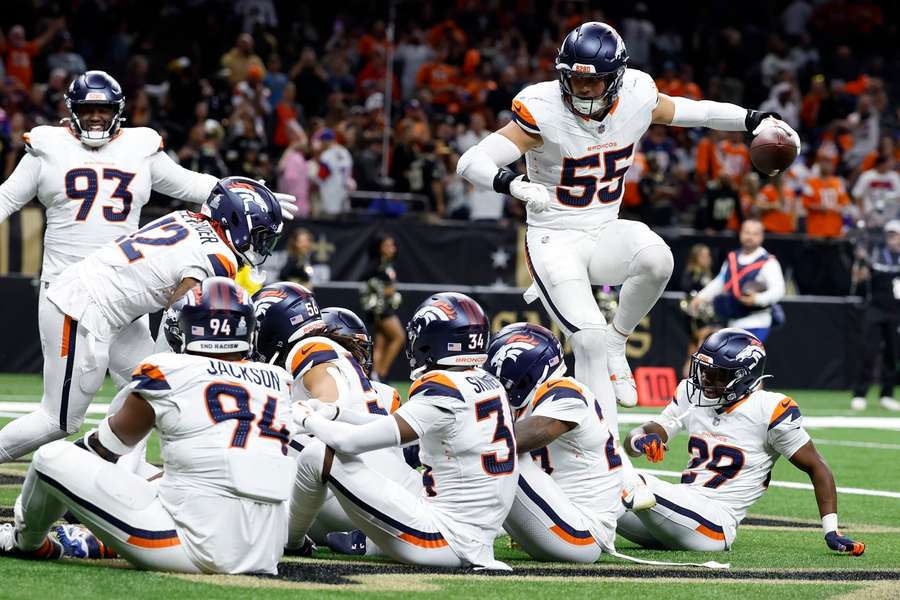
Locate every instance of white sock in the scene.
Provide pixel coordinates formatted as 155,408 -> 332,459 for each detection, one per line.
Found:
606,325 -> 628,356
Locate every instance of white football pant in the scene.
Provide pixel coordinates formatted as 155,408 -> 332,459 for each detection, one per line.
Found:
616,473 -> 737,551
15,440 -> 199,572
503,458 -> 618,563
289,440 -> 464,567
524,220 -> 673,438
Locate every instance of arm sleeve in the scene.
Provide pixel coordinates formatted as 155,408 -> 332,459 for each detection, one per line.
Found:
395,399 -> 456,439
0,153 -> 41,224
456,132 -> 524,190
754,259 -> 786,306
303,411 -> 400,454
148,151 -> 219,204
670,96 -> 748,131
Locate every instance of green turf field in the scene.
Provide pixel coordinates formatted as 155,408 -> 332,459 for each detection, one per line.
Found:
0,373 -> 897,599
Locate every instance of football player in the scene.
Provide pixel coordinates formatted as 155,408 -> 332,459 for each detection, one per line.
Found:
487,323 -> 622,563
0,70 -> 297,391
289,292 -> 517,569
617,328 -> 865,556
457,22 -> 800,439
1,278 -> 296,574
251,289 -> 415,547
0,177 -> 283,463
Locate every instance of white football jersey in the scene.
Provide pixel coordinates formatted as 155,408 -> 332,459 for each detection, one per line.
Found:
396,368 -> 517,567
653,380 -> 810,524
522,376 -> 623,535
512,69 -> 658,230
131,352 -> 295,574
0,126 -> 218,282
46,210 -> 238,340
287,336 -> 410,480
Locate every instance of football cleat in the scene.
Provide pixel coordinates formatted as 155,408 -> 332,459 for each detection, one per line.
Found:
325,529 -> 367,556
53,525 -> 117,559
879,397 -> 900,412
621,481 -> 656,512
849,397 -> 867,411
608,351 -> 638,408
0,523 -> 64,560
283,535 -> 317,557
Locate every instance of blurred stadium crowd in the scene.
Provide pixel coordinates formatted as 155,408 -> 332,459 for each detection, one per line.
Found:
0,0 -> 897,234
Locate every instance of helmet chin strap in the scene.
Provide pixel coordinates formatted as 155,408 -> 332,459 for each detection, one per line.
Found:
571,95 -> 608,116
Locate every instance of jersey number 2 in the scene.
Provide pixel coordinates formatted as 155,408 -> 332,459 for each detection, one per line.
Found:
556,144 -> 634,207
475,397 -> 516,475
66,168 -> 135,222
681,436 -> 745,488
116,215 -> 188,262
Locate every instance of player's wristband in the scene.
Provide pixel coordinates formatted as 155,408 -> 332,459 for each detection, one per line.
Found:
821,513 -> 838,534
493,168 -> 518,195
98,417 -> 135,456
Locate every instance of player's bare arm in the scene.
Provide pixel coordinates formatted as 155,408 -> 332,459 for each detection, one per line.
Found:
77,391 -> 154,462
302,363 -> 341,403
514,415 -> 574,454
167,277 -> 202,308
624,421 -> 668,462
788,440 -> 865,555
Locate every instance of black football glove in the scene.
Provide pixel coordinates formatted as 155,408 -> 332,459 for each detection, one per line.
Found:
745,110 -> 783,133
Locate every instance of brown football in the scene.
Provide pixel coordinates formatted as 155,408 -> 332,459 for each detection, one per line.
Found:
750,126 -> 799,176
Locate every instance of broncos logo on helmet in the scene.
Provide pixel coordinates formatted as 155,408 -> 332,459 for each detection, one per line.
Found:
488,334 -> 540,370
735,344 -> 766,370
486,323 -> 565,409
413,300 -> 456,327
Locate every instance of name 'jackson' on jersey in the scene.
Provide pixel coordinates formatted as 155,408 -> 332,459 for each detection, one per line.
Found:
512,68 -> 658,230
47,210 -> 238,340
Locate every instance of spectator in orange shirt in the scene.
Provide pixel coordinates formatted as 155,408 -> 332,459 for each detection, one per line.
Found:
756,175 -> 798,234
803,149 -> 852,237
416,46 -> 459,109
0,20 -> 64,89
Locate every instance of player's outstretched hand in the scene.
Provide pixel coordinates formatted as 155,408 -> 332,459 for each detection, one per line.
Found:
825,531 -> 865,556
510,175 -> 551,212
633,432 -> 667,463
273,192 -> 299,221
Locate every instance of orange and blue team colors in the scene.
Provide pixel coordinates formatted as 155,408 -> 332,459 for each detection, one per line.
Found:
531,378 -> 587,409
290,341 -> 340,378
409,372 -> 465,402
512,98 -> 540,134
768,397 -> 801,430
132,362 -> 171,391
207,253 -> 237,279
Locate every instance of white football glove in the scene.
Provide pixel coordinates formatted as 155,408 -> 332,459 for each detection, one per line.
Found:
291,400 -> 315,432
306,398 -> 339,421
509,175 -> 551,213
256,179 -> 299,221
752,117 -> 802,155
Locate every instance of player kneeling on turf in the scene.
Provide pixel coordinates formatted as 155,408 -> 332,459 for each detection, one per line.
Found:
288,292 -> 517,569
617,328 -> 865,555
486,323 -> 623,563
1,278 -> 296,574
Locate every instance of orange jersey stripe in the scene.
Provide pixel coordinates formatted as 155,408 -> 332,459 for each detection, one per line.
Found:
695,525 -> 726,541
532,378 -> 583,408
512,99 -> 538,129
549,526 -> 596,546
769,397 -> 798,425
390,389 -> 401,413
215,253 -> 237,279
291,341 -> 337,374
132,363 -> 166,382
398,533 -> 449,548
409,372 -> 460,397
126,535 -> 182,548
722,396 -> 750,414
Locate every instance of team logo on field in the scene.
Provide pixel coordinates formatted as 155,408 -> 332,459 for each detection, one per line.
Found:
736,345 -> 765,369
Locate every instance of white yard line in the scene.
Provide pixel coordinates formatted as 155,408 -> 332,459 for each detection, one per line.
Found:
616,413 -> 900,431
643,468 -> 900,499
812,439 -> 900,450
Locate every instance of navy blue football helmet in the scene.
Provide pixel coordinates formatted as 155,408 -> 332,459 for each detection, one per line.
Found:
252,282 -> 324,365
686,328 -> 770,407
321,307 -> 373,375
406,292 -> 489,376
178,277 -> 255,356
202,177 -> 283,267
65,70 -> 126,147
486,323 -> 565,409
556,22 -> 628,117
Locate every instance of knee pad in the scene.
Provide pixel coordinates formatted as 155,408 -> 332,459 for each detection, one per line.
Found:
569,327 -> 608,358
630,244 -> 674,283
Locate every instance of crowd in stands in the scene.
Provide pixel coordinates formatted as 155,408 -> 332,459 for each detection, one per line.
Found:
0,0 -> 897,238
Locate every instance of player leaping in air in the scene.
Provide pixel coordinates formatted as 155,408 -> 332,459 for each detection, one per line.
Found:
457,22 -> 800,509
617,328 -> 865,556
